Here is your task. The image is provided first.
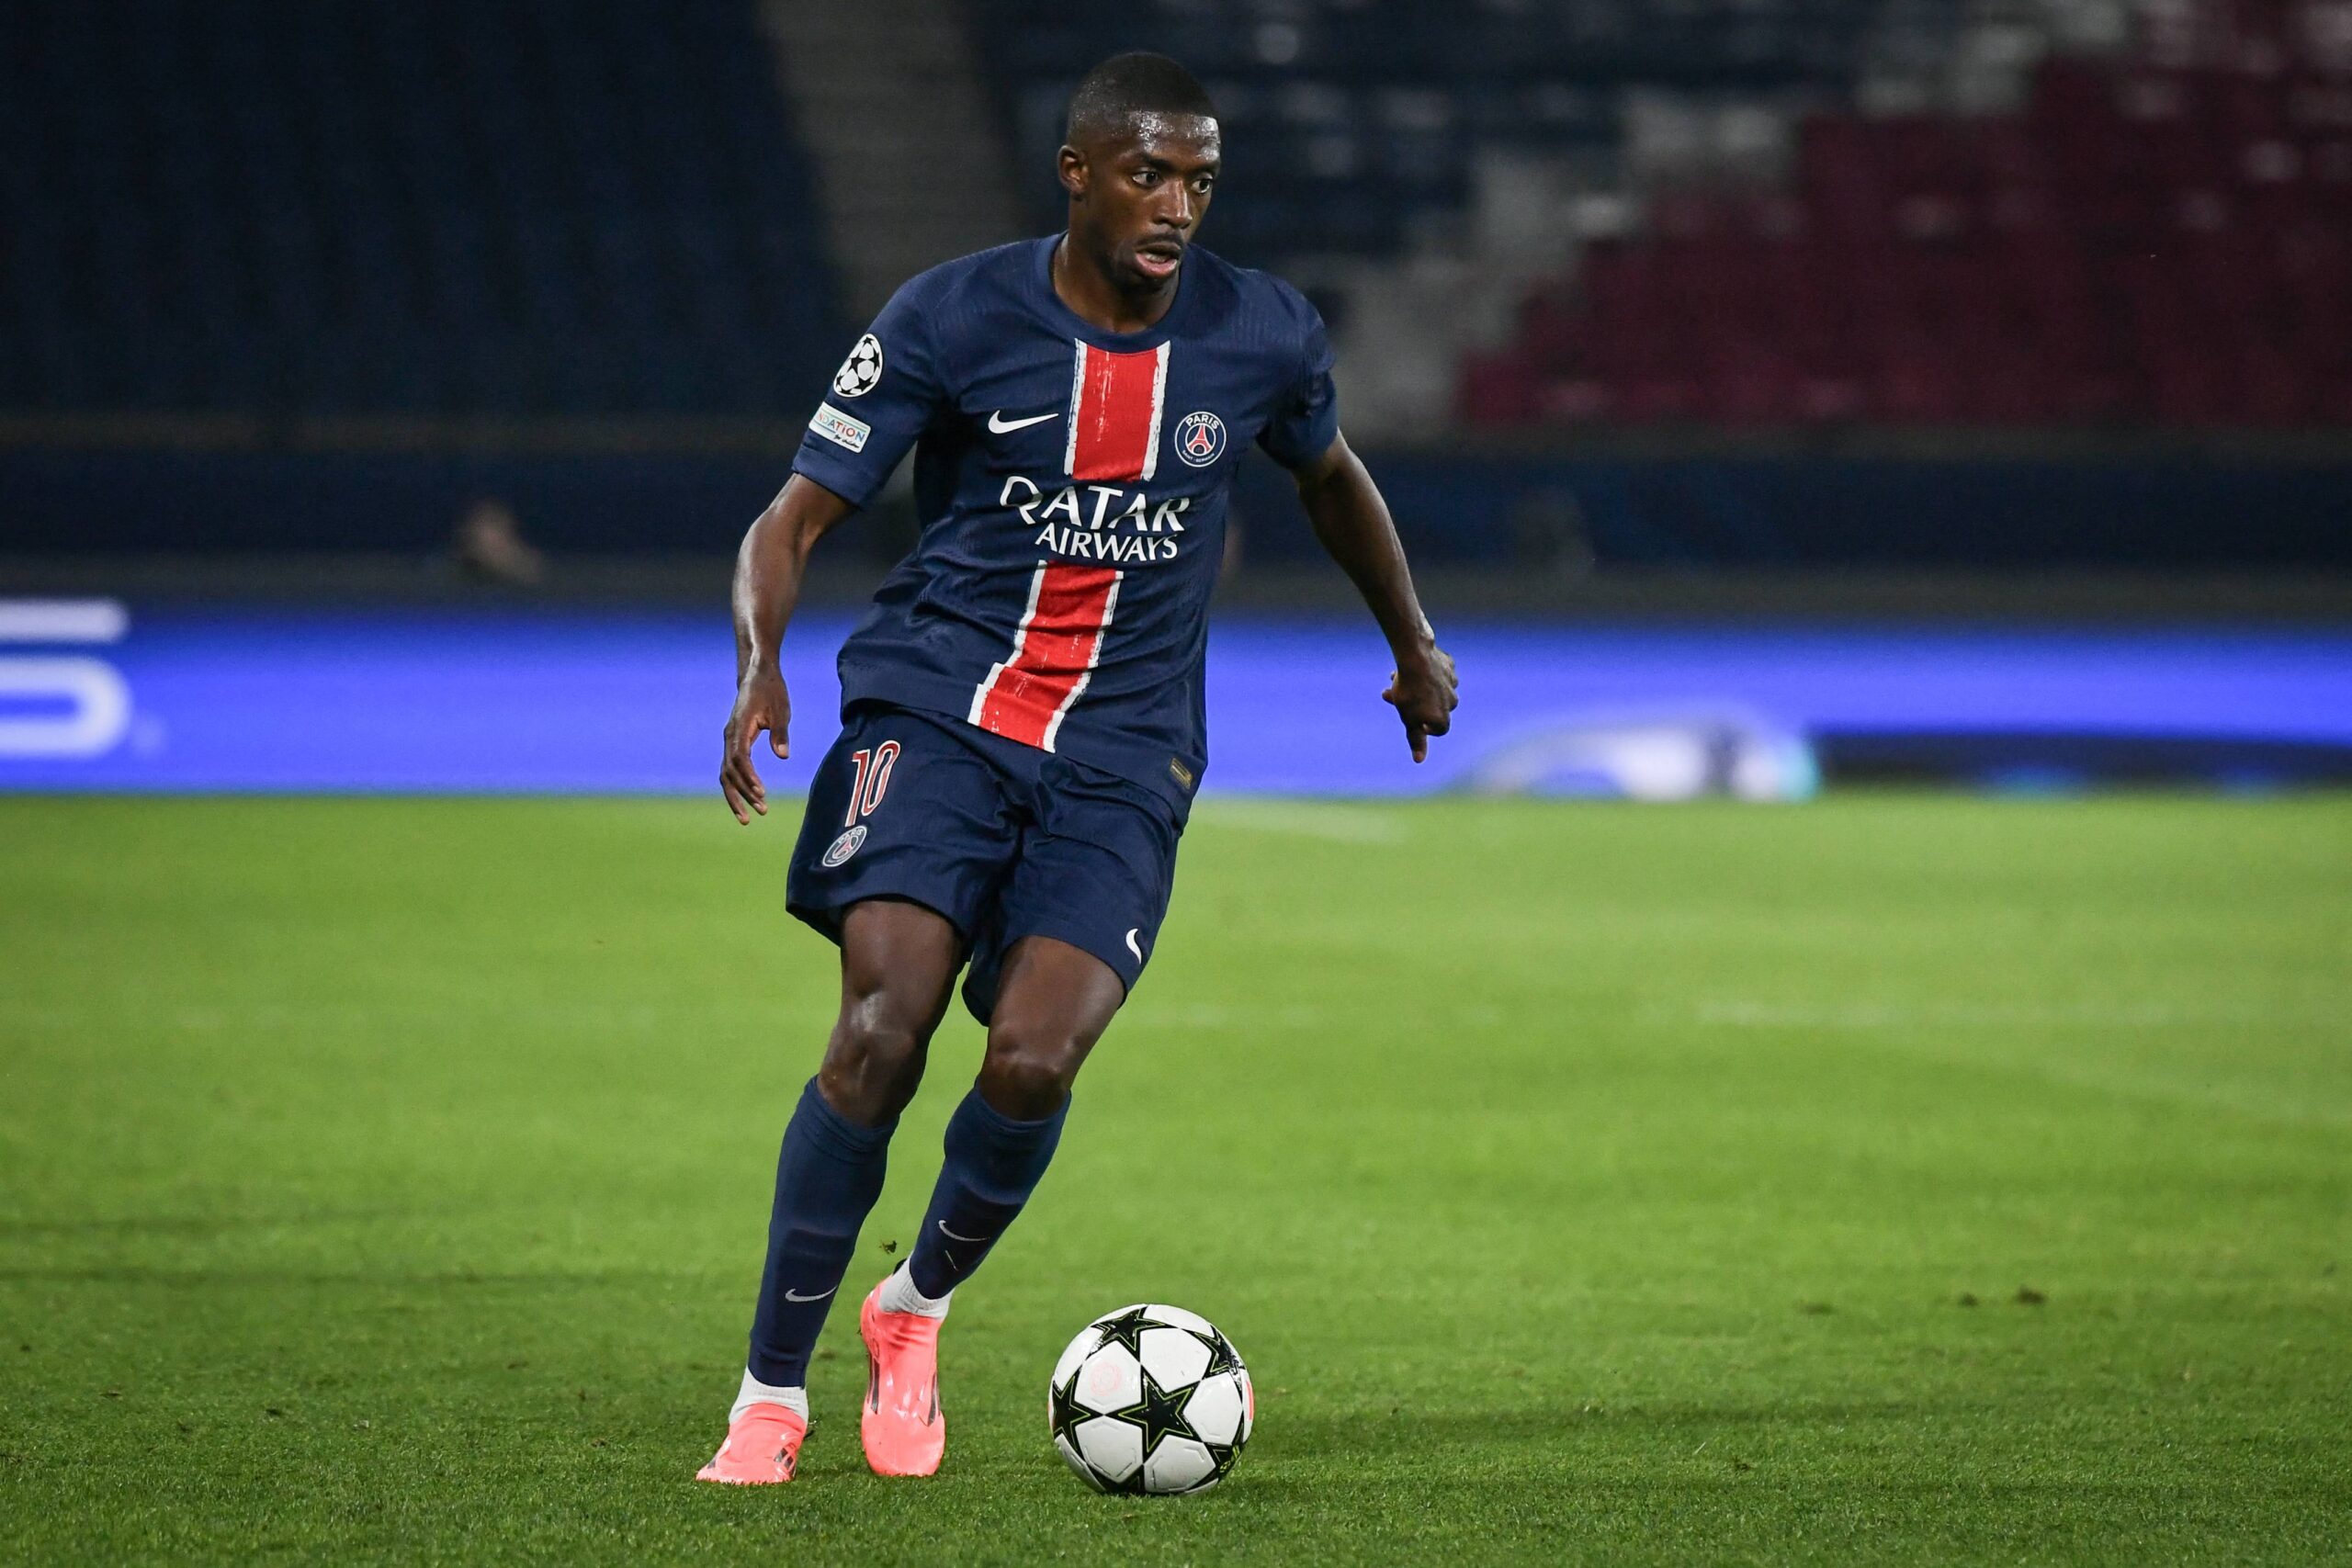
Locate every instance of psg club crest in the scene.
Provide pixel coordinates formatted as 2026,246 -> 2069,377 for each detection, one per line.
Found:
832,333 -> 883,399
821,825 -> 867,867
1173,410 -> 1226,468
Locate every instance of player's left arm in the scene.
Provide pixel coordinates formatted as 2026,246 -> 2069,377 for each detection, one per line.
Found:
1292,434 -> 1459,761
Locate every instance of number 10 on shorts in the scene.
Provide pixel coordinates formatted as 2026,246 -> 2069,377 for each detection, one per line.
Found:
844,740 -> 900,827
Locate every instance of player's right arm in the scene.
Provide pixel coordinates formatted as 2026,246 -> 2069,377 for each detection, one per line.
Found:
720,474 -> 856,824
722,275 -> 951,824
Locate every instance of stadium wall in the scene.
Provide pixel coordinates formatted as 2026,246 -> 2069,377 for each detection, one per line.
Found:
6,441 -> 2351,570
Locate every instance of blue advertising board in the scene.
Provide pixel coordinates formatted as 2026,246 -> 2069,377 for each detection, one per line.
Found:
3,602 -> 2348,795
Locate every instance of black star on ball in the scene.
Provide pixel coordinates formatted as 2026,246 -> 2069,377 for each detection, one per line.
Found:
1112,1366 -> 1200,1460
1048,1370 -> 1091,1449
1189,1326 -> 1242,1380
1089,1306 -> 1157,1360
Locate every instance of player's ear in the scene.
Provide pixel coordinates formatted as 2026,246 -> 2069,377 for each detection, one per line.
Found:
1057,144 -> 1088,200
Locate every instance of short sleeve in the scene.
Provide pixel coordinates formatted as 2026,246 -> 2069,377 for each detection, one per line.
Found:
790,281 -> 952,508
1255,296 -> 1340,471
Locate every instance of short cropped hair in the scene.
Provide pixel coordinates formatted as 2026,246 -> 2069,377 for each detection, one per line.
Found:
1065,51 -> 1217,144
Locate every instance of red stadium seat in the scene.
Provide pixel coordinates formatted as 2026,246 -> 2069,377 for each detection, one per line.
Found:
1468,36 -> 2345,431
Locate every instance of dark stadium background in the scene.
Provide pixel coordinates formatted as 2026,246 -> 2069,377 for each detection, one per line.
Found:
2,6 -> 2349,1562
3,0 -> 2347,791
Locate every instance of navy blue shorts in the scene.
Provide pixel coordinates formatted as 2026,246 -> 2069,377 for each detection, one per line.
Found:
786,702 -> 1190,1023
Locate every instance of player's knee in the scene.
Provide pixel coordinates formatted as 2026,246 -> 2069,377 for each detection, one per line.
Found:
820,996 -> 932,1123
978,1025 -> 1090,1118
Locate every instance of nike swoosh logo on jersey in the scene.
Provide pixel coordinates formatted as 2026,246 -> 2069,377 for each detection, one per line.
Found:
987,409 -> 1059,433
783,1286 -> 836,1303
1125,928 -> 1145,962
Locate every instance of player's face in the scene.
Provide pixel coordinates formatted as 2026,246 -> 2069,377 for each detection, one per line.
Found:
1063,113 -> 1220,295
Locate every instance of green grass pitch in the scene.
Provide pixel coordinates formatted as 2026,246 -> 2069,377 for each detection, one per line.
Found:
2,794 -> 2346,1563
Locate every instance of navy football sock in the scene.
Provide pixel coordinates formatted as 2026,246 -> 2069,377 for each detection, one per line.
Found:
746,1078 -> 895,1387
904,1089 -> 1068,1299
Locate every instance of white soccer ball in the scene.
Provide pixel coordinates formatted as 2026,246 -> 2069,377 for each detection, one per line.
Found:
1048,1303 -> 1252,1495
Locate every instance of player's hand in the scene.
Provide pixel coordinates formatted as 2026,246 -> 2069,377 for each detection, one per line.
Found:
1384,643 -> 1458,763
720,667 -> 792,824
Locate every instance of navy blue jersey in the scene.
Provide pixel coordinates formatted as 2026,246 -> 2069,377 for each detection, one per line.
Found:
790,235 -> 1339,800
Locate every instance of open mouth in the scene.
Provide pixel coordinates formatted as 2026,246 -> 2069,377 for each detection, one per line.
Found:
1133,240 -> 1184,279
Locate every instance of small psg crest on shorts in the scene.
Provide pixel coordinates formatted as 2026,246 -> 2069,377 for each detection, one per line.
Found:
821,825 -> 867,867
831,333 -> 884,399
1173,410 -> 1227,468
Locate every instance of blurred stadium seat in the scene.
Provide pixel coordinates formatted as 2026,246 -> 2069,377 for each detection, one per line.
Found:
970,0 -> 1883,268
0,0 -> 845,419
1464,9 -> 2352,429
0,0 -> 2346,573
963,0 -> 2352,434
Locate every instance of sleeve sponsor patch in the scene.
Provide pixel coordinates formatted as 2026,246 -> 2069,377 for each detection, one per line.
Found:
810,401 -> 872,453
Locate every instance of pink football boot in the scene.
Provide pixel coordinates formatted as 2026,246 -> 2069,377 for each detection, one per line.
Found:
858,1280 -> 945,1476
695,1402 -> 808,1485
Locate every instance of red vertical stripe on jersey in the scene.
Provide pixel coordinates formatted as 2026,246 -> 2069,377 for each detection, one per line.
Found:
968,563 -> 1123,750
1064,341 -> 1169,482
